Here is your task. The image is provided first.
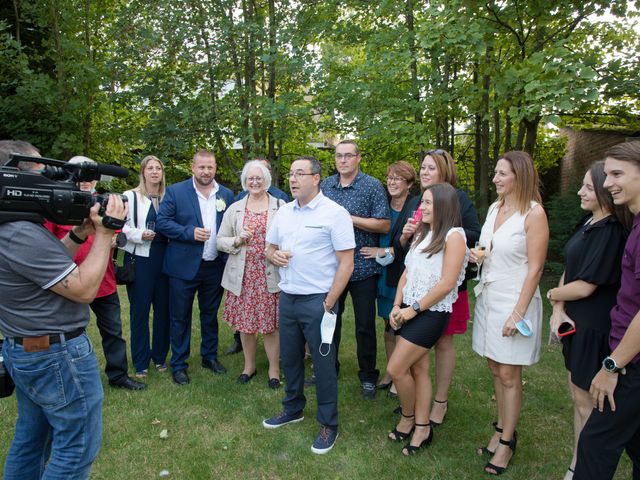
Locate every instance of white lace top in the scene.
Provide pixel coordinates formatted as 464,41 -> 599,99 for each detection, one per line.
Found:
402,227 -> 468,312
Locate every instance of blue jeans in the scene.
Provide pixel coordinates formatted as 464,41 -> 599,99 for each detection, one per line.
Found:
2,333 -> 103,480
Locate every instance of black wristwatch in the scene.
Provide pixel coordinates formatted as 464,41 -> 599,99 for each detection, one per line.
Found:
602,356 -> 626,375
411,301 -> 421,314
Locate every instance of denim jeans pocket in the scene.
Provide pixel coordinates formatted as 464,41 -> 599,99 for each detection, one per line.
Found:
69,335 -> 93,362
13,361 -> 67,408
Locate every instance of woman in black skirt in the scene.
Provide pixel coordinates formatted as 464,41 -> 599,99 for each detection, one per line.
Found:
386,183 -> 468,456
547,161 -> 631,479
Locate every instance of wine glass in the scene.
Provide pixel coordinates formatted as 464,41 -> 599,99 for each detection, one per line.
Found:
472,241 -> 487,280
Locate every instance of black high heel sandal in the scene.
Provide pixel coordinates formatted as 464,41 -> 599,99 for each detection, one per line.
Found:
484,434 -> 518,476
429,398 -> 448,427
402,423 -> 433,455
388,411 -> 415,441
477,422 -> 503,456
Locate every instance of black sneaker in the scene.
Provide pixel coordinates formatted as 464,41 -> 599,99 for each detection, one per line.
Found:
311,425 -> 339,454
262,410 -> 304,429
361,381 -> 376,399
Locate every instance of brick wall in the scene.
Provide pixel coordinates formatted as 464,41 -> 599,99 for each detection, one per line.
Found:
559,127 -> 638,194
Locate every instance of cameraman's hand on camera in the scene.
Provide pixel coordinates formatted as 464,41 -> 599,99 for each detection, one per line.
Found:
74,217 -> 96,239
91,194 -> 128,235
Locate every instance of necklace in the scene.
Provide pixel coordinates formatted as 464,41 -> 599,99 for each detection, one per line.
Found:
500,203 -> 515,214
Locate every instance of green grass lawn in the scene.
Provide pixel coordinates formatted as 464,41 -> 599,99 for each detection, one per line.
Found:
0,275 -> 632,479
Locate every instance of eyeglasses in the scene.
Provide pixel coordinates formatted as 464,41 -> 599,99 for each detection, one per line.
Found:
386,176 -> 406,183
288,171 -> 317,180
247,176 -> 264,184
335,153 -> 358,160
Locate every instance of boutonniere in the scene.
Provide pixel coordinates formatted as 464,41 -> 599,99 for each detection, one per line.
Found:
216,196 -> 226,212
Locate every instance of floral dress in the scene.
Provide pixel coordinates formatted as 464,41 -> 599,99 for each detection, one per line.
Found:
223,209 -> 279,334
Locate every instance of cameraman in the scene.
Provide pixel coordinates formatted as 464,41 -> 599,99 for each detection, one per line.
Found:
45,156 -> 145,391
0,145 -> 127,479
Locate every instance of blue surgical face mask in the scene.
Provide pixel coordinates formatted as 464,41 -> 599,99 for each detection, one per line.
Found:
515,318 -> 533,337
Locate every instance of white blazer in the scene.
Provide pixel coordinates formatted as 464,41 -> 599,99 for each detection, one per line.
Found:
121,189 -> 155,257
216,194 -> 284,296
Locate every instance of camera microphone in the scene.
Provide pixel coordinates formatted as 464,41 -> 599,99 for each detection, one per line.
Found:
73,161 -> 129,182
90,162 -> 129,179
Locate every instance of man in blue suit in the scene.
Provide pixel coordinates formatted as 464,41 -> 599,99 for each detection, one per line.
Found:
156,149 -> 235,385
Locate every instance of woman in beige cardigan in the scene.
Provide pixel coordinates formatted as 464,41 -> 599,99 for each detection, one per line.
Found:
217,160 -> 285,388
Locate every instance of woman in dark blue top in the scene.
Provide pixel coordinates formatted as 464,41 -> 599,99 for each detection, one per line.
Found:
122,155 -> 170,377
361,161 -> 417,391
547,161 -> 631,479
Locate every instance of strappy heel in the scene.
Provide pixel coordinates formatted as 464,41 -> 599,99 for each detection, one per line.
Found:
429,398 -> 448,427
388,411 -> 415,441
484,434 -> 518,475
477,422 -> 503,456
402,423 -> 433,455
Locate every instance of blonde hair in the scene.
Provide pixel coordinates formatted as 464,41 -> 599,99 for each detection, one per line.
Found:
135,155 -> 166,199
499,151 -> 542,213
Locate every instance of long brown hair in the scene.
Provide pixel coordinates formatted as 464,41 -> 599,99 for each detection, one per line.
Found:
588,161 -> 633,231
498,150 -> 542,213
423,149 -> 458,188
412,183 -> 463,257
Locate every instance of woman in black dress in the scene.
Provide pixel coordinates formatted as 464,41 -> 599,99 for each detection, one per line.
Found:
547,161 -> 631,479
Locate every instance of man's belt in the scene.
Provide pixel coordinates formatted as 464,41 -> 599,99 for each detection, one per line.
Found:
14,328 -> 85,352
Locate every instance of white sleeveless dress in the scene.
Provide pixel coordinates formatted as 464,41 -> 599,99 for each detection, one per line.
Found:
471,202 -> 542,365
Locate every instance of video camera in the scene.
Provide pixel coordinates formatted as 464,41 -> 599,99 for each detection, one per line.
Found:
0,154 -> 129,226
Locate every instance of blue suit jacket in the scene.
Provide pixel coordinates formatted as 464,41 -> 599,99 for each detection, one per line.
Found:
156,178 -> 235,281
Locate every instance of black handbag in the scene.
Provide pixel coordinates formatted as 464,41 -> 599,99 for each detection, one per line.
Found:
115,192 -> 137,285
0,341 -> 15,398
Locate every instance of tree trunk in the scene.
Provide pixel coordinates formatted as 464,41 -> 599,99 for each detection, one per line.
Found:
515,121 -> 526,150
493,108 -> 500,162
266,0 -> 277,164
225,3 -> 249,161
191,0 -> 231,170
504,112 -> 512,152
523,115 -> 541,155
82,0 -> 92,153
405,0 -> 422,151
478,45 -> 492,210
12,0 -> 20,43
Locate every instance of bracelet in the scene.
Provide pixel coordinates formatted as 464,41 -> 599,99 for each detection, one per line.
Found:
511,310 -> 524,321
68,229 -> 87,244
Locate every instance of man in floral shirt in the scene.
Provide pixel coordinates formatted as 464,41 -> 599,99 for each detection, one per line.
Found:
156,150 -> 235,385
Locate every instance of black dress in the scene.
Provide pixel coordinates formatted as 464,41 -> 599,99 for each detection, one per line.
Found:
562,215 -> 627,390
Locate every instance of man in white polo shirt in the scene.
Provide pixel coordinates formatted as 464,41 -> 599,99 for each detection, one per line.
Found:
262,155 -> 355,454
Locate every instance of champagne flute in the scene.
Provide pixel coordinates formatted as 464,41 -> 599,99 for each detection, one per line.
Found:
145,221 -> 156,243
279,240 -> 293,283
472,241 -> 487,280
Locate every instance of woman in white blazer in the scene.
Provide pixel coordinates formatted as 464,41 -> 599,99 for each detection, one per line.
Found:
217,160 -> 285,388
121,155 -> 170,377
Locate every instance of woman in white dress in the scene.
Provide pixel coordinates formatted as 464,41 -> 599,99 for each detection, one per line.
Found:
471,151 -> 549,475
